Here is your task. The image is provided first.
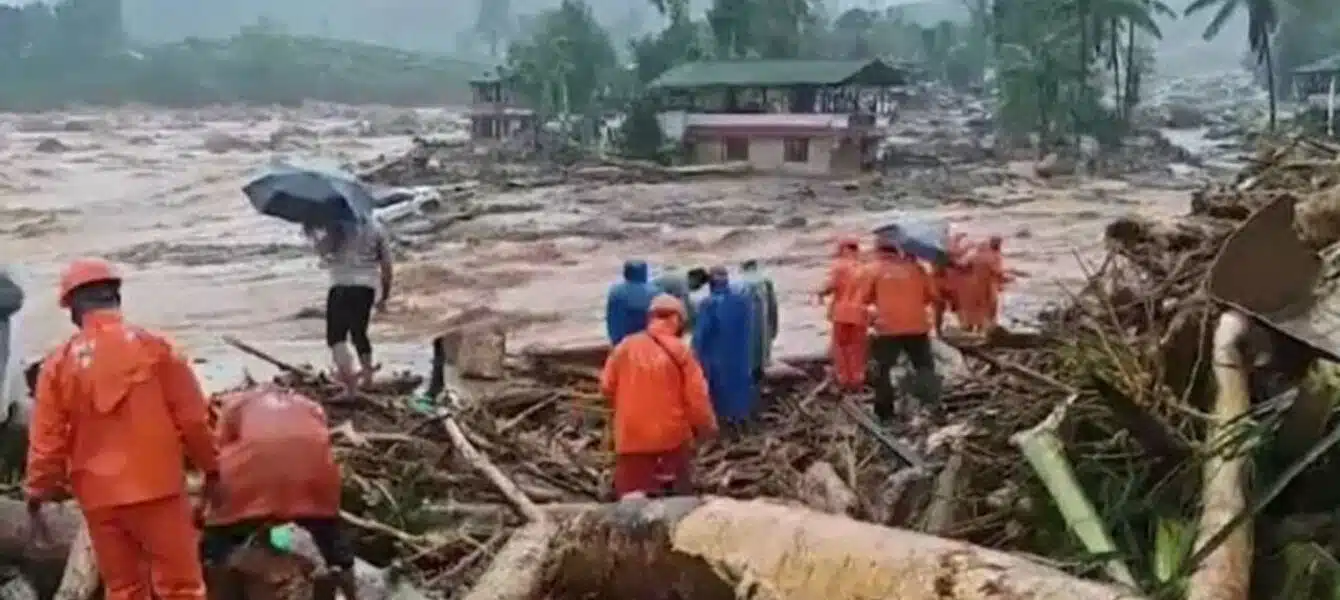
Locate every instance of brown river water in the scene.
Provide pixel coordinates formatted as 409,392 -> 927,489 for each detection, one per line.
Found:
0,106 -> 1189,391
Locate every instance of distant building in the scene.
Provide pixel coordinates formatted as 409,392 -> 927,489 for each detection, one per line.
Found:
468,71 -> 537,143
647,58 -> 908,176
1293,54 -> 1340,101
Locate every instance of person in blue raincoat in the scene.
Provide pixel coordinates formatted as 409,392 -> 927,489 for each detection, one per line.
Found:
605,260 -> 655,346
736,259 -> 778,381
693,266 -> 757,424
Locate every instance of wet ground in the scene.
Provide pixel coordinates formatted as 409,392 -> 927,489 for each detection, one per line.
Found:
0,106 -> 1189,391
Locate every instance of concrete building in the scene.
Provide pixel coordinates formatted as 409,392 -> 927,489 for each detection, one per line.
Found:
468,72 -> 536,143
647,58 -> 908,176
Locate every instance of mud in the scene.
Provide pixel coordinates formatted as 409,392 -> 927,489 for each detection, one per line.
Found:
0,105 -> 1191,391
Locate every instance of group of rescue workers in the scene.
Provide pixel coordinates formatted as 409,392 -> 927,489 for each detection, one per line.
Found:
598,230 -> 1014,497
13,219 -> 1011,600
24,258 -> 358,600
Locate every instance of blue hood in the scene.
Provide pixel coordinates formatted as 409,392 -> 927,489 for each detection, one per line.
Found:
709,279 -> 731,294
622,260 -> 648,283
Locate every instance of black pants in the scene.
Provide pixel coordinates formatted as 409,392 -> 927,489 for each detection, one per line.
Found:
200,517 -> 354,571
869,334 -> 935,420
325,285 -> 375,357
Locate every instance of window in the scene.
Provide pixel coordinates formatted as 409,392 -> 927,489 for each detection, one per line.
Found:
724,137 -> 749,161
784,138 -> 809,163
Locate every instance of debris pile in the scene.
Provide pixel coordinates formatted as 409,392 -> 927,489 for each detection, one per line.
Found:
19,138 -> 1340,599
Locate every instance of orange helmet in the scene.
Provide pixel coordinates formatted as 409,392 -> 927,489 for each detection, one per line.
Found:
58,258 -> 121,308
649,294 -> 685,318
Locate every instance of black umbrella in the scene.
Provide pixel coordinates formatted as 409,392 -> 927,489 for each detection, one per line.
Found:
242,162 -> 376,227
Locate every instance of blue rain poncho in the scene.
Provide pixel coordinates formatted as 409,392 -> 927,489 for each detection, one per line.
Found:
693,279 -> 757,422
605,260 -> 654,346
736,264 -> 778,375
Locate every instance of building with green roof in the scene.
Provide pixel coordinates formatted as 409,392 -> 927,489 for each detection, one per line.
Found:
647,58 -> 907,177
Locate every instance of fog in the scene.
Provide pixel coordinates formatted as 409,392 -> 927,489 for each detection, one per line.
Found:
116,0 -> 1248,76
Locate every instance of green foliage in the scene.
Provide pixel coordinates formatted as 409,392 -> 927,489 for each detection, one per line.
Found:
991,0 -> 1167,143
1186,0 -> 1279,129
0,2 -> 484,110
504,0 -> 620,117
617,98 -> 667,161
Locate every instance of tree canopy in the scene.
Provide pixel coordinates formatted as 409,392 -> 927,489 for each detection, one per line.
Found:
0,0 -> 484,110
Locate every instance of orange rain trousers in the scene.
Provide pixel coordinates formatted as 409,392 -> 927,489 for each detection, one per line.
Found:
85,494 -> 206,600
830,323 -> 868,390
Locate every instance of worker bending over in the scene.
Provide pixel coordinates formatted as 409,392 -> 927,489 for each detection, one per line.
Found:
818,236 -> 868,392
27,258 -> 219,600
600,295 -> 717,497
860,242 -> 941,421
201,387 -> 357,600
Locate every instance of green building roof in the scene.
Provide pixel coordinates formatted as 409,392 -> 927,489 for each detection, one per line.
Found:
648,58 -> 909,89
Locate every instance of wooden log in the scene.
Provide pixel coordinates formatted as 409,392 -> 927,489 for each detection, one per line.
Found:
1187,311 -> 1252,600
797,461 -> 856,516
51,526 -> 96,600
523,496 -> 1141,600
459,521 -> 557,600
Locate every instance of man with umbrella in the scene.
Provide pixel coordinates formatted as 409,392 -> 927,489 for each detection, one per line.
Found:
244,162 -> 394,393
862,225 -> 943,421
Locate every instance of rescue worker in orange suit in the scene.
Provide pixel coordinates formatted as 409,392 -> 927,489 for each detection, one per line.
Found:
26,258 -> 220,600
860,241 -> 942,421
960,235 -> 1017,333
600,294 -> 717,498
200,387 -> 357,600
932,232 -> 972,332
817,236 -> 868,392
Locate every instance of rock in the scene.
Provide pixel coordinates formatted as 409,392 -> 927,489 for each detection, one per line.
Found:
59,120 -> 99,133
436,324 -> 506,380
1163,103 -> 1209,129
11,117 -> 62,133
776,215 -> 807,229
1033,152 -> 1075,178
33,138 -> 69,153
202,132 -> 259,154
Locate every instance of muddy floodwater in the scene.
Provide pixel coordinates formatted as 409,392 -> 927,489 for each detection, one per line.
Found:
0,107 -> 1188,391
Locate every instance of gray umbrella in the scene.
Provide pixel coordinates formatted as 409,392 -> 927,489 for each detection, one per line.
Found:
242,161 -> 376,226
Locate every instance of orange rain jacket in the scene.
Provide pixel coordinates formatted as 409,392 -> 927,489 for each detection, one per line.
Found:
27,309 -> 218,510
207,387 -> 341,526
860,252 -> 940,336
820,241 -> 868,326
960,243 -> 1011,327
600,308 -> 717,455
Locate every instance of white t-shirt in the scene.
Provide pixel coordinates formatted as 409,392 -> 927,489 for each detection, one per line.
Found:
319,222 -> 387,290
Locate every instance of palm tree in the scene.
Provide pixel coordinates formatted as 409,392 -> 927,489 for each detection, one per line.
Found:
1184,0 -> 1279,130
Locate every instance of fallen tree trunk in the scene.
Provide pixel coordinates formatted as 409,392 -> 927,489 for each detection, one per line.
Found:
1186,311 -> 1253,600
468,495 -> 1143,600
